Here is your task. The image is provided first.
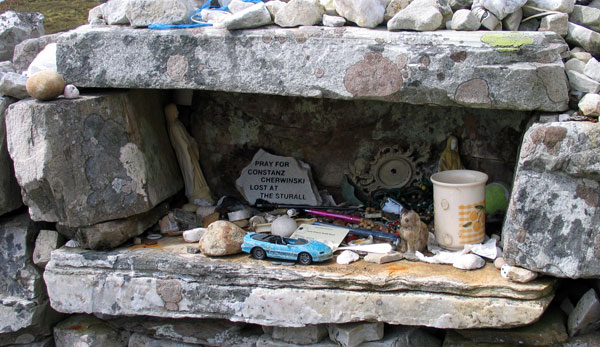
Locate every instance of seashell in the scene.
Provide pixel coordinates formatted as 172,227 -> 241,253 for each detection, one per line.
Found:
65,239 -> 80,248
336,250 -> 360,265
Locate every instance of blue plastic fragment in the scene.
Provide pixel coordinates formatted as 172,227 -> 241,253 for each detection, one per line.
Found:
150,0 -> 264,29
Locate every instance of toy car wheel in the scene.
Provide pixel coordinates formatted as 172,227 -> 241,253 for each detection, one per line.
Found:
298,252 -> 312,265
251,247 -> 266,260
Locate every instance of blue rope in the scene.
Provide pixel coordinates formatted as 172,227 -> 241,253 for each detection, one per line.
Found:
149,0 -> 264,30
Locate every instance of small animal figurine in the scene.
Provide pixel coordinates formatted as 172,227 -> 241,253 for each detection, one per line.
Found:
398,210 -> 428,255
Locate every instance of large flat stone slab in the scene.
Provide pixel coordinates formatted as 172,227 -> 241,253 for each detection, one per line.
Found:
5,90 -> 183,228
45,237 -> 555,329
57,26 -> 569,112
502,121 -> 600,279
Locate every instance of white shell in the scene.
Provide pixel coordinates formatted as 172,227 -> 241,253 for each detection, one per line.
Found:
336,250 -> 360,265
453,253 -> 485,270
65,239 -> 81,248
270,215 -> 297,238
63,84 -> 80,98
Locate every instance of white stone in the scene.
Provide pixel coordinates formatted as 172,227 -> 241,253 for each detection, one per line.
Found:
388,4 -> 443,31
570,5 -> 600,32
524,0 -> 575,13
481,0 -> 527,20
539,12 -> 568,37
568,288 -> 600,336
364,252 -> 403,264
103,0 -> 131,25
328,322 -> 384,347
336,250 -> 360,265
583,58 -> 600,82
502,8 -> 522,31
265,1 -> 286,20
500,264 -> 538,283
199,9 -> 232,24
384,0 -> 411,21
88,4 -> 105,24
126,0 -> 196,27
567,70 -> 600,93
334,0 -> 387,28
572,51 -> 592,63
453,254 -> 485,270
323,14 -> 346,27
63,84 -> 79,99
225,2 -> 273,30
228,0 -> 256,13
567,23 -> 600,56
0,61 -> 14,73
471,6 -> 502,30
183,227 -> 206,242
0,72 -> 28,99
33,230 -> 64,269
26,43 -> 56,76
591,0 -> 600,9
275,0 -> 326,27
320,0 -> 338,15
451,9 -> 480,30
578,93 -> 600,116
271,215 -> 297,237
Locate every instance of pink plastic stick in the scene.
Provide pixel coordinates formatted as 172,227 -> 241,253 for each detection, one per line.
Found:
306,209 -> 362,223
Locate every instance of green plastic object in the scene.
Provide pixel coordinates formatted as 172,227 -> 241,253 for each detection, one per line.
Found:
485,182 -> 510,214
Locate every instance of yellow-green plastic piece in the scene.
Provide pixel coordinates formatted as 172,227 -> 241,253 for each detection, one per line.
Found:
481,33 -> 535,52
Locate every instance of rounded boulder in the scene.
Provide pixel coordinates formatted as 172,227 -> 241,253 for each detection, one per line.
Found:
198,220 -> 246,256
26,71 -> 65,101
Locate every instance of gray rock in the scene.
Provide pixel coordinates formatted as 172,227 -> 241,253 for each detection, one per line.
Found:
225,2 -> 273,30
502,122 -> 600,278
103,0 -> 131,25
0,61 -> 14,73
258,334 -> 337,346
265,0 -> 286,20
572,50 -> 593,63
388,0 -> 443,31
57,200 -> 169,250
11,34 -> 60,73
578,93 -> 600,116
229,0 -> 257,13
334,0 -> 386,28
584,58 -> 600,82
126,0 -> 196,27
323,14 -> 346,26
502,8 -> 522,31
481,0 -> 527,20
128,333 -> 197,347
385,0 -> 411,21
363,252 -> 403,264
451,9 -> 481,30
266,325 -> 328,344
471,6 -> 502,30
275,0 -> 325,27
88,3 -> 105,23
538,12 -> 568,37
566,22 -> 600,57
53,315 -> 128,347
524,0 -> 575,13
519,17 -> 540,31
563,331 -> 600,346
570,5 -> 600,32
592,0 -> 600,9
5,91 -> 183,229
0,11 -> 44,62
568,289 -> 600,336
56,26 -> 569,112
360,326 -> 442,347
199,9 -> 233,24
327,322 -> 384,347
567,70 -> 600,93
33,230 -> 65,269
0,72 -> 28,99
0,98 -> 22,216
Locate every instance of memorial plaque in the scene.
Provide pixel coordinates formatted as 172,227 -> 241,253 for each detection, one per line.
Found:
236,149 -> 322,206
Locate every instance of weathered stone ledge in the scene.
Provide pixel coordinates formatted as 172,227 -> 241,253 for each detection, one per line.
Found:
44,237 -> 555,329
57,25 -> 569,112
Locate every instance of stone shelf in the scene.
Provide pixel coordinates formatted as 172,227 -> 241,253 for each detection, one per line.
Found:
44,237 -> 555,329
57,25 -> 569,112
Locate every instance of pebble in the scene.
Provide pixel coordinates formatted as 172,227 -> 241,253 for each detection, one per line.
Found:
494,256 -> 507,269
572,50 -> 593,63
183,227 -> 206,243
578,93 -> 600,115
451,9 -> 480,30
224,2 -> 272,30
63,84 -> 79,99
26,71 -> 65,101
265,0 -> 286,19
336,250 -> 360,264
453,253 -> 485,270
0,72 -> 29,99
570,5 -> 600,32
566,23 -> 600,57
566,58 -> 586,73
567,70 -> 600,93
335,0 -> 387,28
198,220 -> 246,256
275,0 -> 325,27
500,264 -> 538,283
388,3 -> 443,31
539,12 -> 569,37
271,215 -> 297,237
385,0 -> 411,21
584,57 -> 600,82
364,251 -> 403,264
322,13 -> 346,26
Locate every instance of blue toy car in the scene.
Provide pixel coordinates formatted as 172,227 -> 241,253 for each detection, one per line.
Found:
241,233 -> 333,265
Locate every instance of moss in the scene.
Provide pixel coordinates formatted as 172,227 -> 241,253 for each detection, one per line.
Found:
481,33 -> 535,52
0,0 -> 98,34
